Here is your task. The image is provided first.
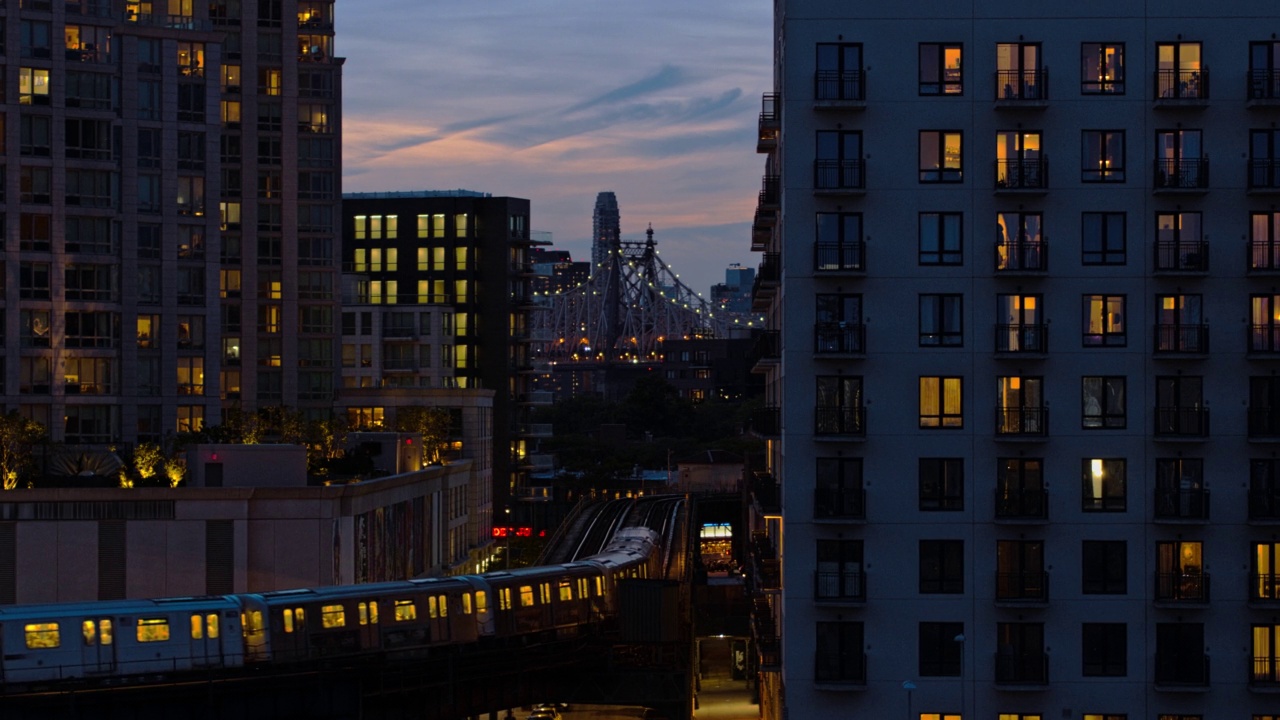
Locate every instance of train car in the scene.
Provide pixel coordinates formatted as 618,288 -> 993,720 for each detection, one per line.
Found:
0,595 -> 243,683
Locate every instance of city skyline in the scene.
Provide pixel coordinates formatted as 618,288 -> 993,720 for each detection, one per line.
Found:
336,0 -> 771,295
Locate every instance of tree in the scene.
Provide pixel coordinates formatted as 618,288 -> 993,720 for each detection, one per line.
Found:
132,442 -> 165,484
306,416 -> 349,474
396,406 -> 454,465
0,413 -> 46,490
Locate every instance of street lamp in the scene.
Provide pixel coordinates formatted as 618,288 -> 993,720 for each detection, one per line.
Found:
902,680 -> 915,720
504,506 -> 512,570
953,633 -> 965,720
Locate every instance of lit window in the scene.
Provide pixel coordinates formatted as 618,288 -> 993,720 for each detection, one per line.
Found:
394,600 -> 416,622
25,623 -> 60,649
320,604 -> 345,629
919,131 -> 962,182
919,43 -> 963,95
519,585 -> 535,608
919,376 -> 963,428
1081,43 -> 1125,94
136,618 -> 170,643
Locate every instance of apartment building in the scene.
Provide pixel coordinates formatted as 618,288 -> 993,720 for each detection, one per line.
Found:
0,0 -> 341,444
752,2 -> 1280,719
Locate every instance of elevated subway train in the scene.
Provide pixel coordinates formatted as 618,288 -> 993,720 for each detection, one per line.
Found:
0,526 -> 662,685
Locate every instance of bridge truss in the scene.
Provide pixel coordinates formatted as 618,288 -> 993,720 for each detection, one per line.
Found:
536,226 -> 729,363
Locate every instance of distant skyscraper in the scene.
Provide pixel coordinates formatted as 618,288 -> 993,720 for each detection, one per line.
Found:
591,191 -> 621,276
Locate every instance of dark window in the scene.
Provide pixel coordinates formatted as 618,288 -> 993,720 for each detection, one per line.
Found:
815,375 -> 863,435
919,621 -> 963,676
1082,130 -> 1125,182
815,212 -> 864,271
1082,623 -> 1127,676
919,212 -> 962,265
815,458 -> 864,519
996,540 -> 1045,601
1082,376 -> 1125,429
1156,375 -> 1206,436
816,539 -> 864,600
815,621 -> 864,683
1155,458 -> 1206,519
1251,129 -> 1280,190
1082,212 -> 1126,265
815,294 -> 863,353
816,43 -> 863,101
995,622 -> 1046,683
1082,458 -> 1126,511
919,458 -> 963,511
919,294 -> 963,347
996,458 -> 1045,518
920,43 -> 963,95
815,130 -> 863,190
1082,540 -> 1126,594
919,131 -> 963,182
919,539 -> 963,593
1250,41 -> 1280,100
1081,42 -> 1125,94
1155,623 -> 1207,684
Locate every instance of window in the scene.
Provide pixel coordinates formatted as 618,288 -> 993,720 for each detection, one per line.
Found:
1156,541 -> 1206,602
1082,212 -> 1125,265
1155,623 -> 1206,684
19,68 -> 50,105
21,20 -> 50,58
19,213 -> 51,250
136,618 -> 169,643
1253,625 -> 1280,685
66,71 -> 116,110
1082,295 -> 1125,347
995,211 -> 1044,271
1252,542 -> 1280,602
1082,376 -> 1125,429
816,43 -> 863,101
1075,539 -> 1132,594
919,458 -> 963,511
1082,130 -> 1124,182
815,457 -> 864,519
815,212 -> 864,271
919,376 -> 963,428
1251,376 -> 1280,438
995,131 -> 1043,189
1253,212 -> 1280,271
1082,623 -> 1126,677
1252,129 -> 1280,190
816,539 -> 864,600
1251,41 -> 1280,100
1155,458 -> 1206,519
918,621 -> 963,676
66,217 -> 117,255
996,458 -> 1045,518
815,130 -> 863,190
1154,129 -> 1205,189
815,375 -> 863,435
919,212 -> 962,265
1155,294 -> 1205,353
814,621 -> 864,683
995,622 -> 1046,683
320,604 -> 345,629
1155,212 -> 1204,272
138,80 -> 160,119
996,540 -> 1045,601
1156,42 -> 1203,99
19,262 -> 50,299
919,539 -> 963,593
996,42 -> 1042,99
919,294 -> 962,346
1081,43 -> 1125,94
66,311 -> 119,349
920,43 -> 963,95
1082,458 -> 1125,511
20,115 -> 51,156
25,623 -> 59,649
996,294 -> 1044,352
996,376 -> 1044,435
919,131 -> 962,182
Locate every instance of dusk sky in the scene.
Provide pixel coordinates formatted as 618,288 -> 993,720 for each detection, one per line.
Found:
336,1 -> 772,296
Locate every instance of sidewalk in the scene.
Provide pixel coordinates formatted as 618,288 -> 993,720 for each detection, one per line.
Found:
694,671 -> 759,720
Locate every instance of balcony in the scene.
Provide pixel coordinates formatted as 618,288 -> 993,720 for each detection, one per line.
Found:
749,406 -> 780,438
995,238 -> 1048,273
995,407 -> 1047,438
814,241 -> 866,273
1154,158 -> 1209,192
757,93 -> 779,153
996,571 -> 1049,603
1155,407 -> 1209,439
814,322 -> 865,356
1154,241 -> 1209,272
751,595 -> 780,672
1250,242 -> 1280,274
994,68 -> 1048,106
517,423 -> 553,438
815,406 -> 865,438
750,532 -> 780,591
1248,574 -> 1280,605
750,220 -> 773,252
1155,572 -> 1210,604
1155,655 -> 1210,689
1250,487 -> 1280,521
751,472 -> 779,515
1155,68 -> 1209,105
1249,657 -> 1280,689
1249,408 -> 1280,440
751,254 -> 780,310
995,488 -> 1048,521
995,157 -> 1048,192
814,487 -> 866,521
815,69 -> 866,109
1154,324 -> 1209,355
1249,70 -> 1280,106
814,160 -> 866,195
749,330 -> 780,373
814,570 -> 866,603
1250,160 -> 1280,194
814,652 -> 867,688
1154,489 -> 1211,521
758,175 -> 780,210
995,324 -> 1047,354
994,652 -> 1049,685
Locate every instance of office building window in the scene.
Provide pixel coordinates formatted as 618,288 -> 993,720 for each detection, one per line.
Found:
919,458 -> 963,511
919,539 -> 963,593
1082,130 -> 1125,182
1082,540 -> 1126,594
920,131 -> 963,182
919,376 -> 963,428
919,212 -> 962,266
1082,376 -> 1125,429
1081,42 -> 1125,94
919,43 -> 963,95
1082,458 -> 1125,511
919,294 -> 963,347
1082,623 -> 1127,677
918,621 -> 963,676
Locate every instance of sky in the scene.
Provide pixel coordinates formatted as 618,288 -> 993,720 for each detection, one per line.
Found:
336,1 -> 773,296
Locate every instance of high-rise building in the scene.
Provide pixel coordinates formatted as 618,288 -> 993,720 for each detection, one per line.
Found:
752,3 -> 1280,718
591,190 -> 619,275
2,0 -> 341,444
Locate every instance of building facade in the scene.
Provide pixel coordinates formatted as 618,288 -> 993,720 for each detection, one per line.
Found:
0,0 -> 342,444
755,3 -> 1280,719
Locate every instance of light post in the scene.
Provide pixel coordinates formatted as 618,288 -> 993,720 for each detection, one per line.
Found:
953,633 -> 965,720
902,680 -> 915,720
504,506 -> 512,569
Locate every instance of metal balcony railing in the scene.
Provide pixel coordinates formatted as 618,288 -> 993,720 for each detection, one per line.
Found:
814,487 -> 866,520
995,238 -> 1048,271
1249,160 -> 1280,191
995,407 -> 1047,436
1156,68 -> 1208,100
814,322 -> 865,354
815,159 -> 866,191
1154,158 -> 1209,190
1155,655 -> 1209,686
1249,69 -> 1280,101
995,324 -> 1047,353
995,157 -> 1048,189
1249,408 -> 1280,438
996,571 -> 1049,601
1154,489 -> 1210,520
814,570 -> 866,601
995,652 -> 1049,684
1154,240 -> 1209,271
995,68 -> 1048,101
995,488 -> 1048,519
1154,407 -> 1209,438
1154,324 -> 1209,353
815,406 -> 865,436
814,240 -> 866,272
816,70 -> 865,102
1155,572 -> 1210,602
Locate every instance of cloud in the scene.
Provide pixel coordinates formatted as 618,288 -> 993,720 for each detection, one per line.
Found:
563,65 -> 689,114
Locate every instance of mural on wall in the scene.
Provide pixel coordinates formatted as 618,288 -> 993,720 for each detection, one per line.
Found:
355,497 -> 430,583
